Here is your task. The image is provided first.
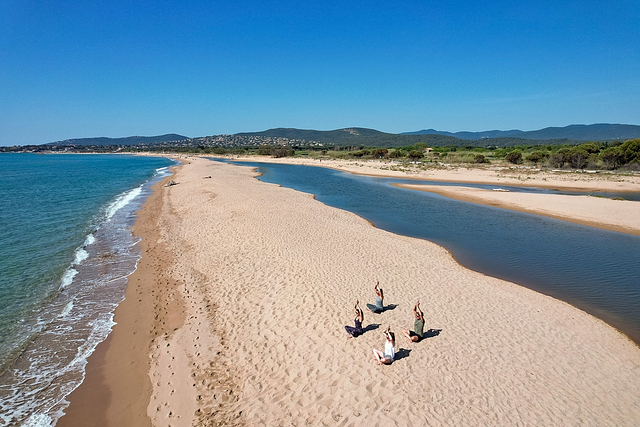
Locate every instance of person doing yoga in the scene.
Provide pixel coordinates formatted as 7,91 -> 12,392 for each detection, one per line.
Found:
372,326 -> 396,365
402,301 -> 424,342
366,281 -> 384,313
345,300 -> 364,338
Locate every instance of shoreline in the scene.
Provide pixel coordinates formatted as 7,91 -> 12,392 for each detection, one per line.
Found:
391,183 -> 640,236
220,155 -> 640,236
58,156 -> 640,426
58,174 -> 176,427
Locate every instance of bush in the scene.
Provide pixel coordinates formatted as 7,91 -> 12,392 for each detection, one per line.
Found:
620,139 -> 640,164
257,145 -> 273,155
600,146 -> 624,169
505,150 -> 522,164
408,150 -> 424,160
372,148 -> 388,158
547,153 -> 565,168
272,147 -> 294,158
388,149 -> 404,158
526,150 -> 548,163
474,154 -> 486,163
567,148 -> 589,169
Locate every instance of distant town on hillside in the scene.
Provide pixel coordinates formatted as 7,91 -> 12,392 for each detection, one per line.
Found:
2,123 -> 640,153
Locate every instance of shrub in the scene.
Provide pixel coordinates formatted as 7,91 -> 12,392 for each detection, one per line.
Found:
408,150 -> 424,160
567,148 -> 589,169
272,147 -> 294,158
474,154 -> 486,163
600,146 -> 624,169
547,153 -> 565,168
257,145 -> 273,155
505,150 -> 522,164
526,150 -> 548,163
372,148 -> 388,159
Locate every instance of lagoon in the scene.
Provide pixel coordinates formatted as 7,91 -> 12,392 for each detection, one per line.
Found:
227,160 -> 640,345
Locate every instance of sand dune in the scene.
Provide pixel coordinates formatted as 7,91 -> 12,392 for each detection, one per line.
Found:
60,157 -> 640,426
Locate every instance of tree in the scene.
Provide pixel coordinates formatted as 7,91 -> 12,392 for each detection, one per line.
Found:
547,153 -> 565,168
272,147 -> 294,158
474,154 -> 486,163
505,150 -> 522,164
257,145 -> 273,155
408,150 -> 423,160
620,139 -> 640,164
372,148 -> 388,158
526,150 -> 548,163
567,148 -> 589,169
599,147 -> 623,169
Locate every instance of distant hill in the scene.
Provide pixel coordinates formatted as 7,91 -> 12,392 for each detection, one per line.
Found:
235,127 -> 462,147
233,127 -> 579,148
402,123 -> 640,141
50,134 -> 189,146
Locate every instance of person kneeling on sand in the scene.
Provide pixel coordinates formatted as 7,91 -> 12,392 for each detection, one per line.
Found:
366,281 -> 384,313
344,300 -> 364,338
372,326 -> 396,365
402,301 -> 424,342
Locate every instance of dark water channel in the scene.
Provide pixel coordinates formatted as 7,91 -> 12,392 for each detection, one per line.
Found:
221,160 -> 640,345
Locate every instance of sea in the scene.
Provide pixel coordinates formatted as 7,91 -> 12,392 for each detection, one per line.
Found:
0,153 -> 175,426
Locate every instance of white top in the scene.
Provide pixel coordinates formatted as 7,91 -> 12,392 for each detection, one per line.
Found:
384,340 -> 395,360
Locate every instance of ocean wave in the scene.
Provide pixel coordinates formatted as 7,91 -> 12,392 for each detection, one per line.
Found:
72,248 -> 89,266
104,186 -> 143,221
21,413 -> 52,427
83,234 -> 96,247
59,269 -> 78,290
59,301 -> 73,318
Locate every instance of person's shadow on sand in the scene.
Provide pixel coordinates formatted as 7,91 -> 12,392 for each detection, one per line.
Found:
422,328 -> 442,339
362,323 -> 381,333
383,303 -> 398,312
394,348 -> 412,361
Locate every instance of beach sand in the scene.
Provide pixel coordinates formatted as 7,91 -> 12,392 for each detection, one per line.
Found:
59,157 -> 640,426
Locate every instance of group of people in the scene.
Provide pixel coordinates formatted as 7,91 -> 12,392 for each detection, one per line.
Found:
344,281 -> 425,365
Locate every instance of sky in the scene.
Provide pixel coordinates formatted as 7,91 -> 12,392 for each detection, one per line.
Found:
1,0 -> 639,145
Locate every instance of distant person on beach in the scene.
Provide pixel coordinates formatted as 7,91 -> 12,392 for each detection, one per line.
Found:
402,301 -> 424,342
345,300 -> 364,338
372,326 -> 395,365
366,281 -> 384,313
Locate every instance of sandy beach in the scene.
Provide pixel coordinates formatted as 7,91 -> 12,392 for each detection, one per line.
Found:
59,157 -> 640,426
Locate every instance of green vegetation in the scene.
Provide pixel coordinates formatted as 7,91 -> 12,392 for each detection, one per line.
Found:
5,130 -> 639,172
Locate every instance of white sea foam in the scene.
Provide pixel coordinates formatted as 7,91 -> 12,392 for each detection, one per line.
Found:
84,233 -> 96,246
105,186 -> 143,220
21,413 -> 52,427
72,248 -> 89,265
59,301 -> 73,318
59,269 -> 77,290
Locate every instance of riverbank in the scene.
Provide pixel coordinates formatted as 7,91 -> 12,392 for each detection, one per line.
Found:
227,156 -> 640,236
59,156 -> 640,426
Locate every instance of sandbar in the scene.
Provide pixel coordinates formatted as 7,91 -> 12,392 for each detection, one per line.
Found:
59,157 -> 640,426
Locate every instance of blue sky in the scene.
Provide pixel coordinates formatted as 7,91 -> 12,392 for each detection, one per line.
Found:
1,0 -> 639,145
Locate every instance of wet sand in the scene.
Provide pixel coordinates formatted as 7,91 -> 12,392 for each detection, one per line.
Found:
59,157 -> 640,426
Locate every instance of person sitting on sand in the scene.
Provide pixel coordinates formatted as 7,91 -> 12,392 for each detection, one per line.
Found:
366,281 -> 384,313
402,301 -> 424,342
345,300 -> 364,338
372,326 -> 396,365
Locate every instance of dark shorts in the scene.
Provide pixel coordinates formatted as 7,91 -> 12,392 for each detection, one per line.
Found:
409,330 -> 423,341
345,325 -> 362,337
366,303 -> 383,313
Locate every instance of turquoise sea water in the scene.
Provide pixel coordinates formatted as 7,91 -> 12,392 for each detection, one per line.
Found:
0,153 -> 174,426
